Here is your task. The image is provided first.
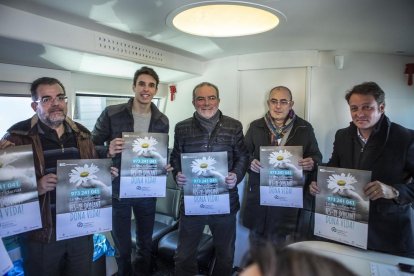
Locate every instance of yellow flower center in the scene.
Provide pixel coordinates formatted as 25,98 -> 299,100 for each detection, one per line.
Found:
80,171 -> 89,178
141,143 -> 149,148
200,163 -> 208,169
277,156 -> 284,161
337,180 -> 346,186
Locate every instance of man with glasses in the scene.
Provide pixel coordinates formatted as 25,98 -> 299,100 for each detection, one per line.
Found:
310,82 -> 414,257
243,86 -> 322,248
0,77 -> 116,275
170,82 -> 249,276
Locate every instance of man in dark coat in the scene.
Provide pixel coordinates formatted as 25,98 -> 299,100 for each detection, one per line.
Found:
243,86 -> 322,247
170,82 -> 249,276
310,82 -> 414,257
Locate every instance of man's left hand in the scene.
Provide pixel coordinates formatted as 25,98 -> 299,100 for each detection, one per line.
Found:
225,172 -> 237,189
298,157 -> 314,171
364,181 -> 397,200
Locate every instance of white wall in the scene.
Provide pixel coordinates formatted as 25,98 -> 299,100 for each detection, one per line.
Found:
165,56 -> 240,146
310,51 -> 414,162
165,50 -> 320,147
166,51 -> 414,162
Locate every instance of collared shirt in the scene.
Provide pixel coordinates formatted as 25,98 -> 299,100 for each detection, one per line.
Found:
357,129 -> 368,145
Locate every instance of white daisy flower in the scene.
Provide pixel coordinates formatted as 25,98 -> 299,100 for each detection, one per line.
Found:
269,150 -> 293,167
69,163 -> 99,187
132,136 -> 158,156
0,152 -> 18,169
191,156 -> 217,176
327,173 -> 357,193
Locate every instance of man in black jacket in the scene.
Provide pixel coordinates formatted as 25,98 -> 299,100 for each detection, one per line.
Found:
170,82 -> 249,276
92,67 -> 170,275
243,86 -> 322,246
310,82 -> 414,257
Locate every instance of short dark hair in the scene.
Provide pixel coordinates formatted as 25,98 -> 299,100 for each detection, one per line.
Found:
269,86 -> 293,101
192,82 -> 220,100
133,66 -> 159,88
30,77 -> 66,101
345,82 -> 385,105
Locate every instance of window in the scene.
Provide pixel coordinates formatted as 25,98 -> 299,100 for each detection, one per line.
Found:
74,94 -> 160,131
0,95 -> 34,137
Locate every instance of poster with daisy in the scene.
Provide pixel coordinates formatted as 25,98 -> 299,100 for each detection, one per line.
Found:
181,151 -> 229,215
56,159 -> 112,241
120,132 -> 168,198
259,146 -> 303,208
314,166 -> 371,249
0,238 -> 12,275
0,145 -> 41,237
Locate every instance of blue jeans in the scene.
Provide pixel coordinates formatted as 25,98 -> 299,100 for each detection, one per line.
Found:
174,213 -> 236,276
112,197 -> 156,276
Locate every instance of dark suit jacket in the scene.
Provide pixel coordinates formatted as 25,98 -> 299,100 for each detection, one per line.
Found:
328,115 -> 414,257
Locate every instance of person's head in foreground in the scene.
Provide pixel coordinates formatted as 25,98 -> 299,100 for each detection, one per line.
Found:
240,244 -> 356,276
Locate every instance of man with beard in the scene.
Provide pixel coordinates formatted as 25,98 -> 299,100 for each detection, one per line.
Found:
0,77 -> 117,275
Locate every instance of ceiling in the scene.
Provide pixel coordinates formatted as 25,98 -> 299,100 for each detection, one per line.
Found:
1,0 -> 413,81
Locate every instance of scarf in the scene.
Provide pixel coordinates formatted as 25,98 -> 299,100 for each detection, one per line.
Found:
194,110 -> 220,135
264,109 -> 296,146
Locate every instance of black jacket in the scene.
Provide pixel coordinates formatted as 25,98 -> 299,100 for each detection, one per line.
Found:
170,111 -> 249,214
92,98 -> 169,198
242,116 -> 322,235
327,115 -> 414,257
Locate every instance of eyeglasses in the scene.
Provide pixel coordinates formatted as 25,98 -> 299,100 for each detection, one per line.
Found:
34,95 -> 68,105
195,95 -> 218,102
269,99 -> 291,106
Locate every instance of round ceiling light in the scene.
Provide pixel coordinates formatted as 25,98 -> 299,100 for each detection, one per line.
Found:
167,1 -> 285,37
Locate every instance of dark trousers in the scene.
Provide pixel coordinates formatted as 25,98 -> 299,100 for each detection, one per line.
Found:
112,197 -> 156,276
22,235 -> 93,276
174,213 -> 236,276
248,229 -> 291,250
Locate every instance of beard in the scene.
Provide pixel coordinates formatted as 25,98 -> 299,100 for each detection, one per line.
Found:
37,108 -> 66,128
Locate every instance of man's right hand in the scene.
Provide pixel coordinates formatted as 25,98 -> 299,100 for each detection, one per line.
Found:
176,172 -> 187,188
108,138 -> 125,158
0,139 -> 15,149
309,181 -> 320,196
38,173 -> 58,195
250,159 -> 262,173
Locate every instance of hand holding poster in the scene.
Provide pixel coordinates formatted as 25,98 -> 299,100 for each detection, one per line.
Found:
56,159 -> 112,241
314,166 -> 371,249
120,132 -> 168,198
181,152 -> 229,215
0,145 -> 41,237
259,146 -> 304,208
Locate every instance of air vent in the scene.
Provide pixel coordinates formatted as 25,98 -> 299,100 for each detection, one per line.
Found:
95,33 -> 166,64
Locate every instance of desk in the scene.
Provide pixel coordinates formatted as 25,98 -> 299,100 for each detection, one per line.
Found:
288,241 -> 414,276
